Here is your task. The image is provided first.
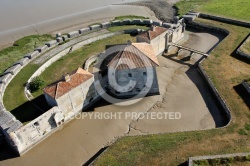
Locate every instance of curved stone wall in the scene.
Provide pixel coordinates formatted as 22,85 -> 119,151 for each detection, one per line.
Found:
0,18 -> 166,155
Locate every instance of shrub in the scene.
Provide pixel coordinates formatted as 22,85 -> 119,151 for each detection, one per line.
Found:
246,155 -> 250,161
194,159 -> 209,165
238,129 -> 248,135
244,123 -> 250,131
29,76 -> 45,92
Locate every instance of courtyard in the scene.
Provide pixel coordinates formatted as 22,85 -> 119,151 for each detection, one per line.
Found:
0,28 -> 228,166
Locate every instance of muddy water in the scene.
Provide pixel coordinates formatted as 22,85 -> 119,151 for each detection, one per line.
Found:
0,0 -> 153,49
0,28 -> 227,166
0,0 -> 144,32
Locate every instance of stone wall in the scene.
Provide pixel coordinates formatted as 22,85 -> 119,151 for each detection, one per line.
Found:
187,21 -> 229,35
189,153 -> 250,166
236,34 -> 250,60
0,19 -> 182,155
198,62 -> 231,123
79,28 -> 90,35
108,67 -> 159,97
4,64 -> 22,76
90,25 -> 102,31
84,55 -> 98,71
199,13 -> 250,28
242,81 -> 250,95
186,14 -> 231,124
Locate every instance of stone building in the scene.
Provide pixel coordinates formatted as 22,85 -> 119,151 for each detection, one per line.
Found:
137,26 -> 168,56
107,42 -> 160,97
137,20 -> 185,56
43,68 -> 95,117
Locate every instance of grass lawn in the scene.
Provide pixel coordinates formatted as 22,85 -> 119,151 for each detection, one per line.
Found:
175,0 -> 250,22
33,34 -> 137,98
108,25 -> 149,32
94,12 -> 250,166
3,64 -> 43,123
0,35 -> 53,75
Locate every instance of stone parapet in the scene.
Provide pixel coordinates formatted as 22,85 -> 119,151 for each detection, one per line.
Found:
24,51 -> 40,59
4,64 -> 22,75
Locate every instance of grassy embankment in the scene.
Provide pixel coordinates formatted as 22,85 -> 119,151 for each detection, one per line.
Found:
94,1 -> 250,166
0,35 -> 53,123
175,0 -> 250,22
0,35 -> 53,75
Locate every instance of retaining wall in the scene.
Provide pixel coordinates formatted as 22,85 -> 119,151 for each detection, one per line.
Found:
199,13 -> 250,28
236,34 -> 250,60
14,57 -> 30,67
84,55 -> 98,71
198,63 -> 231,121
0,73 -> 14,85
189,153 -> 250,166
4,64 -> 22,76
45,40 -> 58,48
67,31 -> 80,39
0,84 -> 5,96
35,45 -> 49,53
89,25 -> 102,31
190,17 -> 231,123
79,28 -> 90,34
101,22 -> 111,29
186,21 -> 229,35
24,51 -> 40,59
242,81 -> 250,94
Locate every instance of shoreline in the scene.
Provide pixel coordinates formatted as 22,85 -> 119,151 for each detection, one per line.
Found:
0,4 -> 157,49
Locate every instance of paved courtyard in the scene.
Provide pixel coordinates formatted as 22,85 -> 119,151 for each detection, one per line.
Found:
0,29 -> 227,166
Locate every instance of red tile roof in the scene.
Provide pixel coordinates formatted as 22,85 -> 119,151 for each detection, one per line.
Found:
43,68 -> 93,99
139,26 -> 168,40
108,43 -> 159,70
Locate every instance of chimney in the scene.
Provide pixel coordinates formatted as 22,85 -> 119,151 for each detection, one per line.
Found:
64,74 -> 70,82
150,25 -> 156,31
127,40 -> 132,45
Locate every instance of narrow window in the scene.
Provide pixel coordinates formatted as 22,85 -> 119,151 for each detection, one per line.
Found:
128,73 -> 132,77
143,72 -> 147,76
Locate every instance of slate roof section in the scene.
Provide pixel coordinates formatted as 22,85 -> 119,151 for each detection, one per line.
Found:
108,43 -> 159,70
138,26 -> 168,40
43,68 -> 93,99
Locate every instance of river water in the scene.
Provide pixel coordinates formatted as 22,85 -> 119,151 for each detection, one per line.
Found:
0,0 -> 144,32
